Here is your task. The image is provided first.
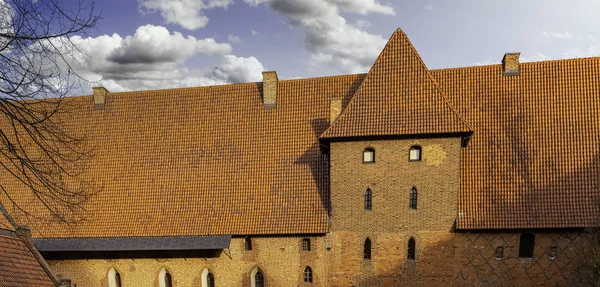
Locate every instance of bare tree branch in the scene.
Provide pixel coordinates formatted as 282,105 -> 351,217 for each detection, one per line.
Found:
0,0 -> 100,224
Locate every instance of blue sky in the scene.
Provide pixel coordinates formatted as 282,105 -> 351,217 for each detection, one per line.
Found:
66,0 -> 600,91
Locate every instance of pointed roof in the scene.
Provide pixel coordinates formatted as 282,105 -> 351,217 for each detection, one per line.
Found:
321,28 -> 472,140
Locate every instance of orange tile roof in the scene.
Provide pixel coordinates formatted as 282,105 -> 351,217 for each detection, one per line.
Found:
0,213 -> 15,232
321,29 -> 472,139
3,74 -> 366,238
2,29 -> 599,235
431,58 -> 600,229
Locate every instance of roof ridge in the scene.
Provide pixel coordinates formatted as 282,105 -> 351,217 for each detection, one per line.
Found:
400,30 -> 474,132
320,30 -> 398,137
321,28 -> 473,139
95,73 -> 368,98
431,55 -> 600,72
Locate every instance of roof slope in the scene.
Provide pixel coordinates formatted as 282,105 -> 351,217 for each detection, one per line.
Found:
321,29 -> 471,139
0,234 -> 57,287
432,57 -> 600,229
3,74 -> 366,238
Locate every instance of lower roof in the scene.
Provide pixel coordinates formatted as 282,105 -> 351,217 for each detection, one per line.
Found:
33,235 -> 231,252
0,234 -> 57,286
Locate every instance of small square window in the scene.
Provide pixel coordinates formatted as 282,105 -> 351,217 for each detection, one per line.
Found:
302,238 -> 311,251
549,247 -> 557,260
363,148 -> 375,163
495,246 -> 504,260
409,146 -> 421,161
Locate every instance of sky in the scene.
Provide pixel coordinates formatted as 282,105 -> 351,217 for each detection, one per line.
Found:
57,0 -> 600,92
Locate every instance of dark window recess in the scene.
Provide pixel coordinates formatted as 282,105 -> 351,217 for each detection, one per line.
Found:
302,238 -> 311,251
409,187 -> 417,210
115,272 -> 122,287
245,237 -> 252,251
365,189 -> 372,211
495,246 -> 504,260
364,238 -> 372,260
207,272 -> 215,287
304,266 -> 313,283
255,271 -> 264,287
519,233 -> 535,258
409,146 -> 422,161
407,237 -> 416,260
363,148 -> 375,163
165,272 -> 173,287
549,247 -> 557,260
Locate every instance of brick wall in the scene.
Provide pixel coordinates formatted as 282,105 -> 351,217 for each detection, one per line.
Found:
453,230 -> 597,286
44,136 -> 598,286
47,236 -> 325,287
326,137 -> 462,286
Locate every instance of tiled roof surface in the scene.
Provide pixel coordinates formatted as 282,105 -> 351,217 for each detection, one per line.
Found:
2,29 -> 599,234
321,29 -> 472,139
431,58 -> 600,229
0,213 -> 14,231
3,74 -> 366,238
34,235 -> 231,252
0,234 -> 56,287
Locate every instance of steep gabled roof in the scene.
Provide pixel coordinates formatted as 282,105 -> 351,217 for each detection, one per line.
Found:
432,57 -> 600,229
321,29 -> 472,140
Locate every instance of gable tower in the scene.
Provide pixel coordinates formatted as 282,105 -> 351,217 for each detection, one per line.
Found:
321,28 -> 472,286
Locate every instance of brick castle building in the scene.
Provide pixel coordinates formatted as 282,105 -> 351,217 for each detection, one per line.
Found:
2,28 -> 600,286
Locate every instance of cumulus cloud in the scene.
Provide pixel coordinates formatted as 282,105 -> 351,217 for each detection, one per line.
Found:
138,0 -> 233,30
251,30 -> 258,36
228,34 -> 241,43
243,0 -> 395,73
425,5 -> 432,10
327,0 -> 395,15
65,25 -> 263,92
104,25 -> 231,65
211,55 -> 264,83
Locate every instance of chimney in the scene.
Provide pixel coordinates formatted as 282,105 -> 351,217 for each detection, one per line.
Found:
330,98 -> 343,124
92,86 -> 109,110
502,52 -> 520,76
261,71 -> 278,109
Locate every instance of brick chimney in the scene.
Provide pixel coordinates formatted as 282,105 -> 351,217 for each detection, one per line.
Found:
261,71 -> 278,109
92,86 -> 109,110
330,98 -> 343,124
502,52 -> 520,76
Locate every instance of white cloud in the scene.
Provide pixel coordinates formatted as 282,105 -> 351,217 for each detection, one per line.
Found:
138,0 -> 233,30
251,30 -> 258,36
228,34 -> 241,43
355,20 -> 371,29
425,5 -> 432,10
243,0 -> 394,73
211,55 -> 264,83
588,35 -> 596,41
327,0 -> 395,15
65,25 -> 263,92
538,29 -> 574,40
103,24 -> 231,65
